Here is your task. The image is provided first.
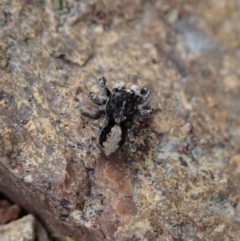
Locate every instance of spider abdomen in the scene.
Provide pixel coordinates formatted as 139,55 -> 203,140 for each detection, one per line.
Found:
99,120 -> 127,155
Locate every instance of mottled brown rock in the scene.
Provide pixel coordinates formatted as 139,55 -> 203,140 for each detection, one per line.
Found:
0,200 -> 21,224
0,0 -> 240,241
111,197 -> 137,224
101,153 -> 133,196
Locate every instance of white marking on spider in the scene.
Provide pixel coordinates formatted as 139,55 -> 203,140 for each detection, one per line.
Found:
102,125 -> 122,156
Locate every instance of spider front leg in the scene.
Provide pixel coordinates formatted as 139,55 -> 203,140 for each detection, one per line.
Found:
81,109 -> 105,119
88,92 -> 107,105
136,107 -> 153,118
138,88 -> 151,105
99,77 -> 111,97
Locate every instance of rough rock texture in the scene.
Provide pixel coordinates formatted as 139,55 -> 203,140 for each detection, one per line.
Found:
0,198 -> 21,224
0,214 -> 49,241
0,0 -> 240,240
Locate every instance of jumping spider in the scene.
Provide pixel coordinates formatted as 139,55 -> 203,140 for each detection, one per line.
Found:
81,77 -> 153,155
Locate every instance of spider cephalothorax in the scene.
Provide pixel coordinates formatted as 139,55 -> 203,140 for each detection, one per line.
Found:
81,77 -> 153,155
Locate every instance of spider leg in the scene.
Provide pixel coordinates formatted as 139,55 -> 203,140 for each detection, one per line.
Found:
128,130 -> 135,142
138,88 -> 151,104
128,129 -> 137,152
99,77 -> 111,97
92,119 -> 108,141
136,107 -> 153,118
99,119 -> 113,148
89,92 -> 107,105
81,109 -> 105,120
119,122 -> 128,148
132,117 -> 140,134
128,118 -> 139,153
130,142 -> 137,153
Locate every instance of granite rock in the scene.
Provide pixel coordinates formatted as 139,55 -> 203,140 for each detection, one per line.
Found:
0,0 -> 240,240
0,214 -> 49,241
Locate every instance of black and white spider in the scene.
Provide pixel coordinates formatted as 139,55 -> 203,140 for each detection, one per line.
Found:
81,77 -> 153,155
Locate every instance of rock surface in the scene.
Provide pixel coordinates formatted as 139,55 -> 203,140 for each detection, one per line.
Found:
0,198 -> 21,224
0,0 -> 240,240
0,214 -> 49,241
